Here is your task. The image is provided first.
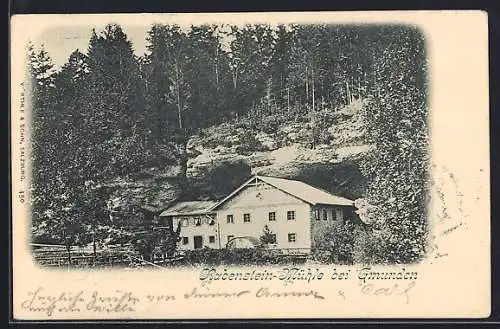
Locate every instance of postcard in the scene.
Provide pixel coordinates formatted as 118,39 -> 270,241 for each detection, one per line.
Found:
10,11 -> 490,319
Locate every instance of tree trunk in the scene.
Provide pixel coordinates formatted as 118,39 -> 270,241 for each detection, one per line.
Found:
305,65 -> 309,105
215,47 -> 219,92
358,78 -> 361,100
179,141 -> 188,179
66,243 -> 72,266
287,87 -> 290,112
266,78 -> 272,111
92,231 -> 97,266
345,81 -> 350,105
351,76 -> 355,103
232,70 -> 238,90
280,73 -> 283,105
311,65 -> 315,112
175,62 -> 182,130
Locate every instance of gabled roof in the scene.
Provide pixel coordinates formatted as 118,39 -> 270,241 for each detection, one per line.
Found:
160,201 -> 217,217
211,175 -> 354,210
258,176 -> 354,206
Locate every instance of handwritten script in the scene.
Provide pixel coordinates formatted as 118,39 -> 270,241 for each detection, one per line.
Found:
20,286 -> 326,317
19,266 -> 421,317
361,281 -> 416,304
21,287 -> 140,316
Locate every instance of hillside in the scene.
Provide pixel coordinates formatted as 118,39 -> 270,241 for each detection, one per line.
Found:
187,99 -> 369,197
100,100 -> 371,218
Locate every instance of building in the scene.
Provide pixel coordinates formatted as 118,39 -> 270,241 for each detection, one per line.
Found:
159,201 -> 218,251
159,175 -> 359,253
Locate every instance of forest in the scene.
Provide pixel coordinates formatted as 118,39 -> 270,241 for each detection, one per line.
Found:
25,22 -> 429,264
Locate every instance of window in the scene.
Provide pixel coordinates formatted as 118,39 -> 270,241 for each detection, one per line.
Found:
243,213 -> 251,223
322,209 -> 328,221
194,217 -> 201,226
181,219 -> 189,227
209,236 -> 215,243
287,211 -> 295,220
288,233 -> 296,243
336,208 -> 343,221
227,214 -> 234,224
182,237 -> 189,245
314,209 -> 320,220
268,212 -> 276,221
269,234 -> 277,244
227,235 -> 234,243
332,209 -> 337,220
344,209 -> 351,221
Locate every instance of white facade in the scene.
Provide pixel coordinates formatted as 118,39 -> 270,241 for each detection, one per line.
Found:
171,214 -> 217,251
216,181 -> 312,251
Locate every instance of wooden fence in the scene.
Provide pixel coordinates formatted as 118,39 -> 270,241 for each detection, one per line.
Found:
31,243 -> 320,268
31,243 -> 146,268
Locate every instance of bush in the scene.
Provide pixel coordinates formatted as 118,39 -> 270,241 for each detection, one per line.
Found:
235,133 -> 267,155
199,133 -> 235,149
259,225 -> 276,245
312,221 -> 356,264
352,228 -> 390,264
200,135 -> 221,149
130,224 -> 181,261
316,129 -> 333,145
318,110 -> 338,126
182,248 -> 293,266
259,112 -> 295,134
260,115 -> 281,134
234,119 -> 258,132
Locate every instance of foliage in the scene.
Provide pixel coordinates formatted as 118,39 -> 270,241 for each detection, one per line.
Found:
235,133 -> 267,155
312,222 -> 389,265
359,26 -> 429,264
259,225 -> 276,245
352,228 -> 390,265
312,221 -> 357,264
309,122 -> 331,147
181,248 -> 294,266
131,222 -> 182,260
28,26 -> 169,254
260,114 -> 283,134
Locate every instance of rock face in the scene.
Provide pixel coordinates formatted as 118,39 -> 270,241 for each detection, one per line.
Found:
186,100 -> 371,185
103,170 -> 184,215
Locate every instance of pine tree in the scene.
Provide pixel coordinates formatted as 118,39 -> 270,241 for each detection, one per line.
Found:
83,24 -> 148,179
29,46 -> 93,258
28,42 -> 59,243
143,25 -> 192,178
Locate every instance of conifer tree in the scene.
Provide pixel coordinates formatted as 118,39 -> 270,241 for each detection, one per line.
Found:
83,24 -> 148,179
360,26 -> 429,263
